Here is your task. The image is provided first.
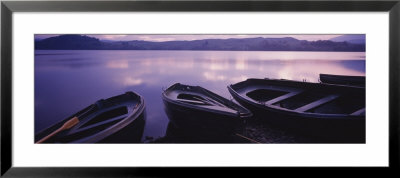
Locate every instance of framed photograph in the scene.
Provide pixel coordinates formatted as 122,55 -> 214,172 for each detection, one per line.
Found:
1,0 -> 399,176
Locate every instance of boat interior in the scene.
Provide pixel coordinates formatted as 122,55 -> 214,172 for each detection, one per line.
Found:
40,93 -> 143,143
177,93 -> 225,107
234,81 -> 365,116
164,84 -> 250,115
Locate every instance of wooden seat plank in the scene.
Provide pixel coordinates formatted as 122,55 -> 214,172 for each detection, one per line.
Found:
350,108 -> 365,116
295,94 -> 340,112
265,90 -> 303,105
176,98 -> 207,105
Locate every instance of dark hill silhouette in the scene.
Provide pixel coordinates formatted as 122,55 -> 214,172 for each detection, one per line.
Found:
330,35 -> 366,44
35,35 -> 102,50
35,35 -> 365,52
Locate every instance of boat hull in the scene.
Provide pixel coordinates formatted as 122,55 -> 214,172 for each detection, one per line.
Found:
162,98 -> 244,138
35,91 -> 146,143
161,83 -> 252,138
320,74 -> 365,87
96,111 -> 146,143
228,79 -> 365,143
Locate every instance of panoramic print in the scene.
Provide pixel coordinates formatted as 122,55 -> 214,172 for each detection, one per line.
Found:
34,34 -> 366,144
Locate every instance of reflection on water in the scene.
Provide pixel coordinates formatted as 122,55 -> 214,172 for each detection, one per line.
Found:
35,50 -> 365,141
148,122 -> 250,143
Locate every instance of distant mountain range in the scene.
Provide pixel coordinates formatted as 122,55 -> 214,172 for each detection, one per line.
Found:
329,34 -> 365,44
35,35 -> 365,52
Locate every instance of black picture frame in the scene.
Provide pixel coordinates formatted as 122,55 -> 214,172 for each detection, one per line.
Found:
1,0 -> 399,177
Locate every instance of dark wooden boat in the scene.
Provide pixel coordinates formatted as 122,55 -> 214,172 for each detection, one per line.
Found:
320,73 -> 365,87
35,91 -> 146,143
162,83 -> 252,136
228,78 -> 365,142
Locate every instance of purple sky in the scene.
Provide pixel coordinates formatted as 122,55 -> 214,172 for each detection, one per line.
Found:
35,34 -> 348,42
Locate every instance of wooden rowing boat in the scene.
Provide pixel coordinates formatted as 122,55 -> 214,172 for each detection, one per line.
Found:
35,91 -> 146,143
228,78 -> 365,142
162,83 -> 252,136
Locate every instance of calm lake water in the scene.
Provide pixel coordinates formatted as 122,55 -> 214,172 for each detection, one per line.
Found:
34,50 -> 365,141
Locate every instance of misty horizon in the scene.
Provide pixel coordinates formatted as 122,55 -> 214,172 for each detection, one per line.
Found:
34,34 -> 366,52
35,34 -> 365,43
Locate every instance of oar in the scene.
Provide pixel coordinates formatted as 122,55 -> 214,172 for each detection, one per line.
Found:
36,117 -> 79,143
193,96 -> 224,107
235,133 -> 261,143
36,104 -> 97,144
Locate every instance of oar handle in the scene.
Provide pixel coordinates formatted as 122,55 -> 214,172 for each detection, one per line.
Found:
36,116 -> 80,144
235,133 -> 261,143
36,127 -> 63,144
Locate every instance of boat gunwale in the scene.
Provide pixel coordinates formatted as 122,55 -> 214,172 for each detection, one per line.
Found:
319,73 -> 366,87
